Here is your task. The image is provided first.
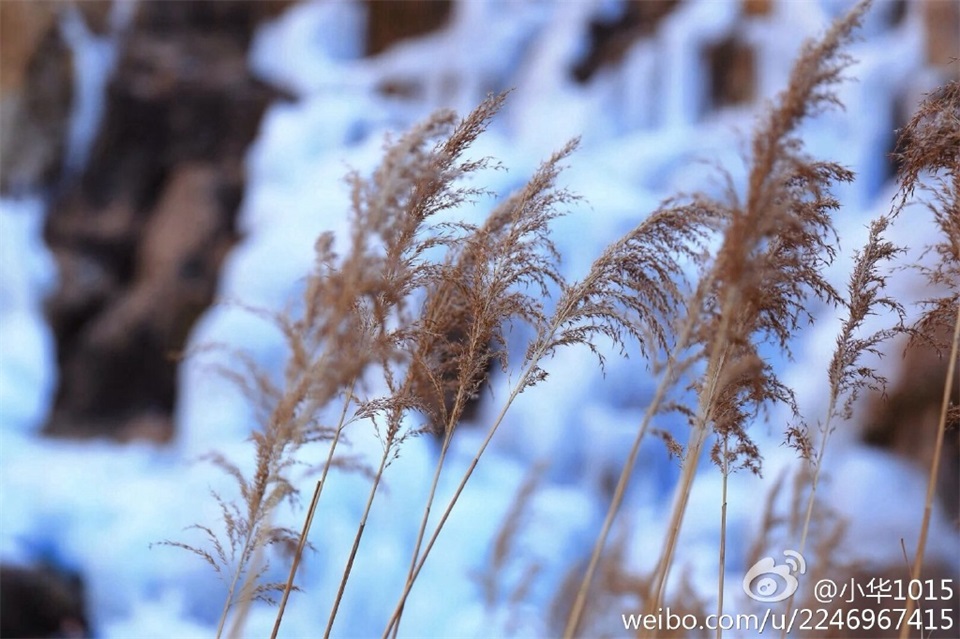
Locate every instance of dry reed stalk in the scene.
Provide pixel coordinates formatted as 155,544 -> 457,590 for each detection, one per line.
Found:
637,3 -> 869,634
164,8 -> 960,638
900,305 -> 959,639
716,435 -> 730,639
776,214 -> 906,637
564,0 -> 870,621
321,94 -> 517,636
271,380 -> 357,639
385,145 -> 721,637
892,79 -> 960,639
382,139 -> 583,638
389,185 -> 544,637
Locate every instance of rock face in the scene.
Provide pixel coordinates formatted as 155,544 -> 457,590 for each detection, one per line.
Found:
923,0 -> 960,67
364,0 -> 452,56
33,1 -> 288,441
0,564 -> 88,639
0,0 -> 463,444
570,0 -> 680,83
45,165 -> 241,441
4,0 -> 463,443
864,334 -> 960,522
0,2 -> 71,193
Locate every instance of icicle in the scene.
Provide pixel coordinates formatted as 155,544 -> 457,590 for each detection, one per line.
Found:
58,0 -> 134,179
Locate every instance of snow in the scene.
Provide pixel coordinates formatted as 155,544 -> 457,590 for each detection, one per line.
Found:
58,2 -> 132,179
0,198 -> 57,435
1,0 -> 955,637
659,0 -> 739,128
249,1 -> 368,97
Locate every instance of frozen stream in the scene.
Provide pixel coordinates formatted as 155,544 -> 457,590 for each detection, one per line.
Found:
1,1 -> 956,636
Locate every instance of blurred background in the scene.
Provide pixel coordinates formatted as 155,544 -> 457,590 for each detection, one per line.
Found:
0,0 -> 957,637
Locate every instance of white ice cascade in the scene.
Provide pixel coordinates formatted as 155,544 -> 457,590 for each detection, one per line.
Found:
59,0 -> 136,179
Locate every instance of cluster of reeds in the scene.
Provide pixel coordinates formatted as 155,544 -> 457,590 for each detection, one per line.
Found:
163,0 -> 959,636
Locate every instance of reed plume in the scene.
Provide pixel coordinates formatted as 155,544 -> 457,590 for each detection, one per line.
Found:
892,78 -> 960,639
157,5 -> 960,637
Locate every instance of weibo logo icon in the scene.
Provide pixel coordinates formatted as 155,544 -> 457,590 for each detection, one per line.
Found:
742,550 -> 807,603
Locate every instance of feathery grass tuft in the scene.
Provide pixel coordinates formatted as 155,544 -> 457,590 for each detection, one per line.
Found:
158,4 -> 960,636
892,78 -> 960,639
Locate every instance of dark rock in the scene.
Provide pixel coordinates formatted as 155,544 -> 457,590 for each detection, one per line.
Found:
42,1 -> 287,442
923,0 -> 960,67
863,333 -> 960,522
76,28 -> 277,210
46,165 -> 238,441
705,35 -> 756,109
364,0 -> 452,57
133,1 -> 291,48
0,564 -> 88,639
571,0 -> 679,83
0,4 -> 72,194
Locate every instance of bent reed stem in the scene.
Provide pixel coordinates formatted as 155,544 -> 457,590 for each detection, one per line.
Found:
380,362 -> 536,638
391,380 -> 475,638
273,381 -> 357,639
717,435 -> 729,639
644,300 -> 736,636
563,270 -> 713,638
326,443 -> 392,639
382,318 -> 569,639
899,302 -> 960,639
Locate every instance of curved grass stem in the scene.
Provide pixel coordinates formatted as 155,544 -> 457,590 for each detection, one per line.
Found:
899,302 -> 960,639
272,381 -> 357,639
